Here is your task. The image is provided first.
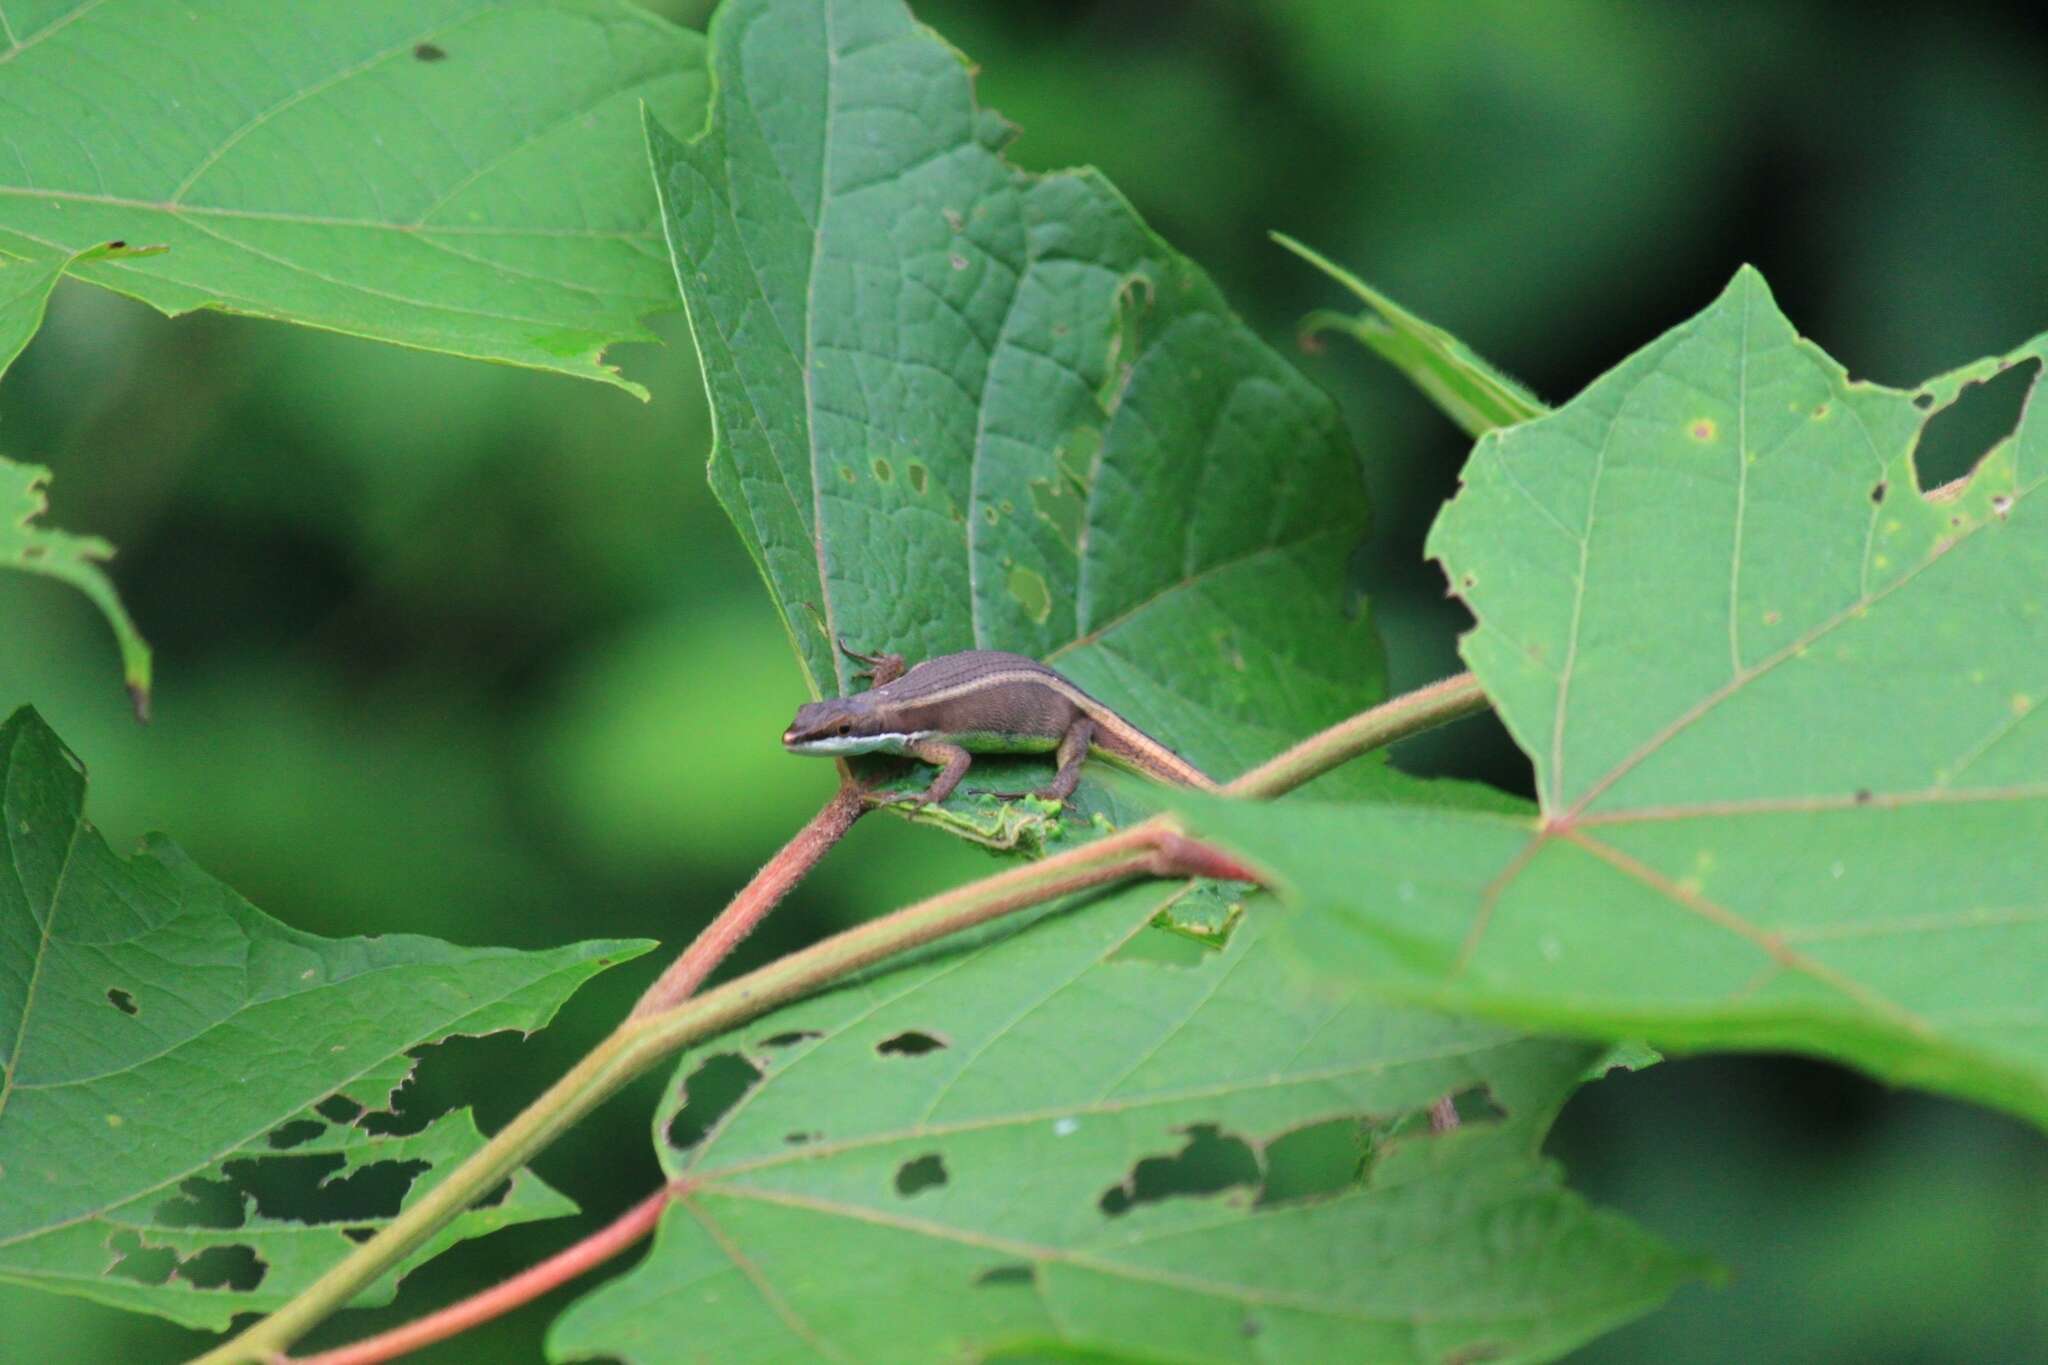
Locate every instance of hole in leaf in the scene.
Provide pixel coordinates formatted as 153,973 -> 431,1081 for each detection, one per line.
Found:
316,1095 -> 363,1126
876,1030 -> 948,1057
106,988 -> 138,1015
759,1030 -> 821,1048
894,1153 -> 948,1197
1914,359 -> 2038,493
1257,1118 -> 1373,1207
975,1263 -> 1035,1287
413,42 -> 447,61
665,1054 -> 762,1151
359,1068 -> 435,1137
1854,788 -> 1874,805
106,1232 -> 177,1285
1426,1087 -> 1507,1130
177,1244 -> 265,1291
477,1178 -> 514,1209
1099,1125 -> 1259,1217
784,1131 -> 821,1146
1107,924 -> 1211,968
343,1227 -> 377,1244
156,1175 -> 247,1230
219,1153 -> 430,1225
267,1119 -> 326,1150
1869,481 -> 1887,505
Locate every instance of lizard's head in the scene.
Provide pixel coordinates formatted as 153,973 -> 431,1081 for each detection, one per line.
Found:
782,697 -> 893,755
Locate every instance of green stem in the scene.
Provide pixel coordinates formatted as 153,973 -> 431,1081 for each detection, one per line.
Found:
1229,670 -> 1489,796
196,671 -> 1491,1364
195,824 -> 1185,1364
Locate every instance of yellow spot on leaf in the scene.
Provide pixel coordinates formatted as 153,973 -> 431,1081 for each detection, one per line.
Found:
1689,419 -> 1717,442
1007,565 -> 1052,624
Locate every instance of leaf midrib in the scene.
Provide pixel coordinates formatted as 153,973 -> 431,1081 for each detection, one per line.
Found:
689,1036 -> 1528,1186
0,746 -> 87,1128
1561,415 -> 2046,821
684,1181 -> 1634,1328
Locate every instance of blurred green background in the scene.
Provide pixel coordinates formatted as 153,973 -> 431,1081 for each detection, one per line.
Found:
7,1 -> 2045,1360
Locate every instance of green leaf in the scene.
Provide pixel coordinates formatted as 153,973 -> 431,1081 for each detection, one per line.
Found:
0,708 -> 653,1329
1168,268 -> 2048,1127
0,1 -> 708,393
1,244 -> 159,714
650,0 -> 1386,843
1275,234 -> 1546,437
549,882 -> 1704,1364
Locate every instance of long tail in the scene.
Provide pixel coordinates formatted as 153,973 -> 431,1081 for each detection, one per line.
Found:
1085,706 -> 1221,790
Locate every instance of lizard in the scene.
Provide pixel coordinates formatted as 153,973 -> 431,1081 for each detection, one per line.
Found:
782,640 -> 1219,806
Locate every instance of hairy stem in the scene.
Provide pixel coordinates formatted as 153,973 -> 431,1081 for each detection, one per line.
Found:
288,1185 -> 678,1365
632,782 -> 867,1016
1228,671 -> 1488,797
200,672 -> 1490,1365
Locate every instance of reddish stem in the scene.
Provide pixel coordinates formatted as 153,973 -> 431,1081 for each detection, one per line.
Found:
630,781 -> 868,1017
285,1184 -> 680,1365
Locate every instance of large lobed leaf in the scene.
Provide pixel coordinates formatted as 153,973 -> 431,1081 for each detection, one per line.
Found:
0,0 -> 707,393
649,0 -> 1387,843
1176,267 -> 2048,1128
0,708 -> 652,1328
551,878 -> 1703,1364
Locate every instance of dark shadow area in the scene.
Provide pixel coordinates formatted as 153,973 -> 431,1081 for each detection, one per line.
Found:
1550,1054 -> 2048,1364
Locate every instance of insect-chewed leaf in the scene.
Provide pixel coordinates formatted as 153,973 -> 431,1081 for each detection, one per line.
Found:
1171,267 -> 2048,1129
0,708 -> 651,1328
549,878 -> 1704,1364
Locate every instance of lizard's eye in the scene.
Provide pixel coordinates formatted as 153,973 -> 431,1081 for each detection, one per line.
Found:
837,722 -> 850,735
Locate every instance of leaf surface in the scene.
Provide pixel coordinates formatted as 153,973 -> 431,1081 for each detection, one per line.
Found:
0,708 -> 652,1328
0,0 -> 706,392
550,880 -> 1702,1364
1171,269 -> 2048,1127
650,0 -> 1386,841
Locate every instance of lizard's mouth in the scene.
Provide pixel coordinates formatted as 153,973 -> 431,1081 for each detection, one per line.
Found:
784,731 -> 919,757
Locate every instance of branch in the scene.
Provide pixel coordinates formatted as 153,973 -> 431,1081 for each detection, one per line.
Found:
196,672 -> 1491,1365
632,781 -> 867,1016
1228,671 -> 1488,797
196,819 -> 1240,1364
286,1185 -> 679,1365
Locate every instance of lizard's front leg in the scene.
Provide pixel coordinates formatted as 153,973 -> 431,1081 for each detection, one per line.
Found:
1035,716 -> 1094,801
901,740 -> 973,806
839,637 -> 907,687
